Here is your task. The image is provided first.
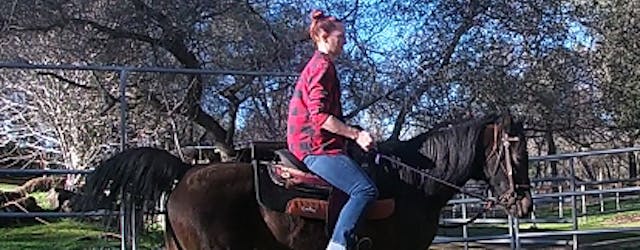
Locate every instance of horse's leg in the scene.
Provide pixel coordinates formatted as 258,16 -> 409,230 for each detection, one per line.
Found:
165,191 -> 202,249
163,216 -> 178,250
259,208 -> 327,250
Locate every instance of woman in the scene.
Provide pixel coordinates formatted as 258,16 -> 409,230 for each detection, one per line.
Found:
286,9 -> 378,250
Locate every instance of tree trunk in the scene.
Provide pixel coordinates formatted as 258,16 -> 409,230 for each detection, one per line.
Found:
630,150 -> 637,179
536,139 -> 543,178
545,129 -> 558,177
578,158 -> 596,181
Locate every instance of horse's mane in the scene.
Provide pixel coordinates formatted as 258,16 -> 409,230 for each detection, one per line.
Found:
384,114 -> 502,198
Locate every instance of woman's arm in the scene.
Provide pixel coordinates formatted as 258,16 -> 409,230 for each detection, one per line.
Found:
321,115 -> 360,140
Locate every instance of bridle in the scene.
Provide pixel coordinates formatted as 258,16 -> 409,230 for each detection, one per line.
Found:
374,122 -> 529,227
489,125 -> 530,208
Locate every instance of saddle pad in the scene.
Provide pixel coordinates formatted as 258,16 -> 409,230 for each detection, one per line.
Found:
286,197 -> 396,221
285,198 -> 328,220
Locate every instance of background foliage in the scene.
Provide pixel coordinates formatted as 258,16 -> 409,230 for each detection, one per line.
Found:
0,0 -> 638,180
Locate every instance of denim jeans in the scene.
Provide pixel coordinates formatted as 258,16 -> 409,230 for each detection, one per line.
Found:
303,154 -> 378,250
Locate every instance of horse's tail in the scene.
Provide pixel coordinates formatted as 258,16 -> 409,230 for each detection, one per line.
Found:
78,147 -> 193,211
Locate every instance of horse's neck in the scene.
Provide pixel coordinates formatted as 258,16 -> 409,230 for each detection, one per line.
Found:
421,166 -> 473,202
415,126 -> 481,198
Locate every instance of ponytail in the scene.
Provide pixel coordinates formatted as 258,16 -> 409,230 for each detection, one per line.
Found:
308,9 -> 340,43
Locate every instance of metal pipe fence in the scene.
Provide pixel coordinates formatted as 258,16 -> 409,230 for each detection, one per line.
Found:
437,147 -> 640,249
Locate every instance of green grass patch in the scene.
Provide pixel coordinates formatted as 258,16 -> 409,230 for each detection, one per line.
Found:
0,219 -> 163,250
513,210 -> 640,231
441,209 -> 640,235
438,209 -> 640,248
0,183 -> 17,191
0,183 -> 55,210
531,195 -> 640,218
2,184 -> 164,248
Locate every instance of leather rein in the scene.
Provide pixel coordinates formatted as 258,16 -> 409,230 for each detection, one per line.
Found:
374,124 -> 525,227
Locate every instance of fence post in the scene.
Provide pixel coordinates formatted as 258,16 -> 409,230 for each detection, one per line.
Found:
599,170 -> 604,213
581,185 -> 587,216
515,216 -> 521,250
615,184 -> 621,211
131,200 -> 138,250
462,194 -> 468,250
507,214 -> 521,250
120,191 -> 127,250
531,182 -> 537,228
508,214 -> 514,250
452,204 -> 456,218
118,69 -> 129,250
531,201 -> 537,228
119,69 -> 129,150
558,185 -> 564,218
570,158 -> 579,250
160,192 -> 167,228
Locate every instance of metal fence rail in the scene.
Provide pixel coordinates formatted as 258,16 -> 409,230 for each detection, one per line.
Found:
529,147 -> 640,161
0,169 -> 94,175
436,147 -> 640,250
0,211 -> 118,218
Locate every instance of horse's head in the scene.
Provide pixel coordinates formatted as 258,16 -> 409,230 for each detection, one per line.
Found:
480,114 -> 532,218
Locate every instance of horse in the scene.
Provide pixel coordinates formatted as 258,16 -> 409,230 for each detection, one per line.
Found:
78,113 -> 532,249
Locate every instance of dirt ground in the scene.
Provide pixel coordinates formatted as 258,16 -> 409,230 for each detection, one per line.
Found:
606,213 -> 640,225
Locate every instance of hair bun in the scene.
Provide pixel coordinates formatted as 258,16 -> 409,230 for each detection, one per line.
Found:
310,9 -> 325,20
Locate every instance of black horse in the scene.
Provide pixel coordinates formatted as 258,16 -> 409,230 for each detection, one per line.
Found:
79,113 -> 532,249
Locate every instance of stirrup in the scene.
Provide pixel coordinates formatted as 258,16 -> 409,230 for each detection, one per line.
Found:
355,237 -> 372,250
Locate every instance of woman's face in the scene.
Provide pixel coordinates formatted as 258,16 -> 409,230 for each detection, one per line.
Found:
319,22 -> 346,58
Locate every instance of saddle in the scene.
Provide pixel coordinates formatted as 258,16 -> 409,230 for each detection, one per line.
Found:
253,149 -> 395,236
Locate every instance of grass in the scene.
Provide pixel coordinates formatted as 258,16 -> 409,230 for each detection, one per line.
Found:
0,184 -> 54,210
439,209 -> 640,235
0,219 -> 164,250
436,209 -> 640,249
0,184 -> 17,191
531,196 -> 640,218
2,184 -> 163,249
0,219 -> 119,250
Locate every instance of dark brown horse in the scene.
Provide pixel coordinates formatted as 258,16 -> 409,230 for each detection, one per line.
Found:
79,113 -> 532,249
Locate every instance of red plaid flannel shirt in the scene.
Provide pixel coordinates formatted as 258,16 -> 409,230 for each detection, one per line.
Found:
286,51 -> 345,161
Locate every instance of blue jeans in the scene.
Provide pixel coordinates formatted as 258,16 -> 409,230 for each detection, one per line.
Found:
303,154 -> 378,249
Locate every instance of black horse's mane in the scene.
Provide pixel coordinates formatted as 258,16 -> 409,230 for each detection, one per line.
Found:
381,114 -> 503,198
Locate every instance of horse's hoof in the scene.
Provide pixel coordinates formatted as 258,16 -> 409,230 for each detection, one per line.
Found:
355,237 -> 372,250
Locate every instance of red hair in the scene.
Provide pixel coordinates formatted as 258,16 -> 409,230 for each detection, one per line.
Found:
308,9 -> 341,43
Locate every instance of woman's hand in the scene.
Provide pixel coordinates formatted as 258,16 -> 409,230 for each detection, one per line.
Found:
355,130 -> 375,152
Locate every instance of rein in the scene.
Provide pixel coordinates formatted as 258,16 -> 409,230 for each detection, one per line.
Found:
375,154 -> 498,227
374,126 -> 524,227
376,154 -> 494,204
